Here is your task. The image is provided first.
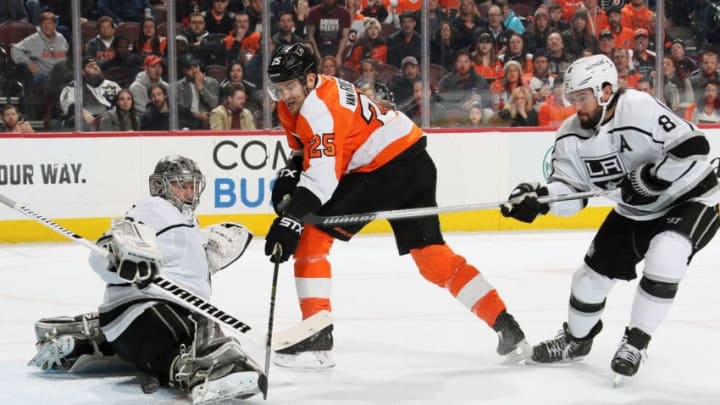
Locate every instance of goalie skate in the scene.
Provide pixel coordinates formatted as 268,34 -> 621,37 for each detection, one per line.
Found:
29,313 -> 126,372
172,331 -> 265,404
274,323 -> 335,369
191,371 -> 264,404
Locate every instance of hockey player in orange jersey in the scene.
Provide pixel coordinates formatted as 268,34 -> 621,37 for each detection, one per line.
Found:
263,43 -> 530,368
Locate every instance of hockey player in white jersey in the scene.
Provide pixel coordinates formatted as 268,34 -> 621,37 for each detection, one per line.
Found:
501,54 -> 720,379
28,155 -> 264,404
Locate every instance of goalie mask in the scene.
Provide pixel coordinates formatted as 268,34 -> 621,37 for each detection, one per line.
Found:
149,155 -> 206,214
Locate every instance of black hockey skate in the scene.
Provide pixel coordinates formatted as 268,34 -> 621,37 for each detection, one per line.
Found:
532,320 -> 603,363
611,327 -> 651,377
493,311 -> 531,362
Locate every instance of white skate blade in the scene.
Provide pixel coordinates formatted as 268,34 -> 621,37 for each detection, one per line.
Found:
191,371 -> 261,405
612,374 -> 624,387
273,351 -> 336,369
502,340 -> 531,365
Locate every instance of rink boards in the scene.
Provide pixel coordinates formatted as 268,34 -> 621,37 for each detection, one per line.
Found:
1,127 -> 719,242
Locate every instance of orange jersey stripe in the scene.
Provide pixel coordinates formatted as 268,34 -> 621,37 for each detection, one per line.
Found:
278,74 -> 423,205
471,290 -> 506,326
300,297 -> 332,319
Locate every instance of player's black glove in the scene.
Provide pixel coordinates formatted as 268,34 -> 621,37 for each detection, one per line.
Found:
265,215 -> 303,263
500,182 -> 550,223
620,164 -> 670,206
271,156 -> 303,215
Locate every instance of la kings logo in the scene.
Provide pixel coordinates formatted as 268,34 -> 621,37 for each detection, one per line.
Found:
583,153 -> 626,189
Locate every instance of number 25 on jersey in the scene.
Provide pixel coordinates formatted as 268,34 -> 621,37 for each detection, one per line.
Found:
308,133 -> 336,158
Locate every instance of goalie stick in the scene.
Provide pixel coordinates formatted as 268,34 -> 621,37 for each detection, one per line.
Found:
0,192 -> 252,335
305,189 -> 616,226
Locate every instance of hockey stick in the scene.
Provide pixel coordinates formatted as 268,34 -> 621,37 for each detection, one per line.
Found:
305,189 -> 615,226
0,192 -> 252,335
262,250 -> 281,400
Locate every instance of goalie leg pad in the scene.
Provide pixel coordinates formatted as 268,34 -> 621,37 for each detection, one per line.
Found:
172,320 -> 265,402
29,312 -> 116,371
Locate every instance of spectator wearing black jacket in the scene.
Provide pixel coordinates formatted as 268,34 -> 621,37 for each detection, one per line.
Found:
387,12 -> 422,68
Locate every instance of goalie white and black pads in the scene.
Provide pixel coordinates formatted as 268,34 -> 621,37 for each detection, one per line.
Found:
171,317 -> 266,404
201,222 -> 253,274
107,219 -> 162,287
28,312 -> 127,372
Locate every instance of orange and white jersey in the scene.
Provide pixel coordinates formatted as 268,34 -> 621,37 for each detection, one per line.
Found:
277,74 -> 423,205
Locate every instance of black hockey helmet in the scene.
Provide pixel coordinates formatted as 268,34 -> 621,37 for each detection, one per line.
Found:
267,43 -> 317,84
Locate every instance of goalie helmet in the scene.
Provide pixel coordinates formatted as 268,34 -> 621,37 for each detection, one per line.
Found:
267,43 -> 317,84
149,155 -> 206,213
564,54 -> 618,104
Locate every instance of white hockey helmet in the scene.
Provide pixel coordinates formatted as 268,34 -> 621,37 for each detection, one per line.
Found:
564,54 -> 618,104
149,155 -> 206,213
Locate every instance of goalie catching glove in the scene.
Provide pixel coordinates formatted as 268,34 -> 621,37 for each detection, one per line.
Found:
202,222 -> 253,274
105,219 -> 162,288
500,182 -> 550,223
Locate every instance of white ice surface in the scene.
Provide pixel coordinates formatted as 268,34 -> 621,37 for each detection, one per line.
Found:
1,230 -> 719,404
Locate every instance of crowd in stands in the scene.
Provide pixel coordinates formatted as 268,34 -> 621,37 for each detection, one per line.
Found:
1,0 -> 720,133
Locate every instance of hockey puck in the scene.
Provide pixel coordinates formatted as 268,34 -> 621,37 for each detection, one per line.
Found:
141,375 -> 160,394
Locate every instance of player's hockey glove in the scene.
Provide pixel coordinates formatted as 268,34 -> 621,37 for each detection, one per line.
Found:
620,164 -> 670,206
265,187 -> 322,263
271,155 -> 303,215
265,215 -> 303,263
500,182 -> 550,223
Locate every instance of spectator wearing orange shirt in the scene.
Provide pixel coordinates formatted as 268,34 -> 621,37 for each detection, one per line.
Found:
605,5 -> 634,50
621,0 -> 652,33
472,32 -> 504,81
344,17 -> 388,70
133,17 -> 168,58
490,60 -> 528,112
387,0 -> 421,15
554,0 -> 585,22
585,0 -> 608,35
225,11 -> 261,64
500,33 -> 533,76
537,79 -> 575,127
613,47 -> 641,89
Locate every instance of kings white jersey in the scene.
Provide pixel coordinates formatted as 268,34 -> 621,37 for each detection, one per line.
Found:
548,89 -> 720,220
88,196 -> 210,341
